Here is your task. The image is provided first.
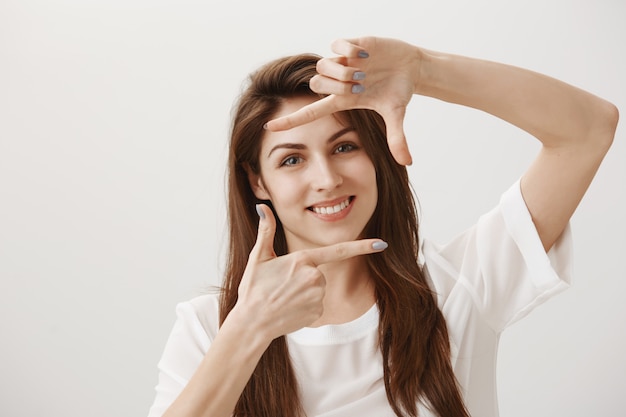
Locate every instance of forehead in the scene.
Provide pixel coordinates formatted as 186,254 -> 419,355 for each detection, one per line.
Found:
273,96 -> 318,119
262,96 -> 349,148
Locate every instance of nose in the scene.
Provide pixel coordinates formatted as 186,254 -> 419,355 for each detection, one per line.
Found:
310,157 -> 343,191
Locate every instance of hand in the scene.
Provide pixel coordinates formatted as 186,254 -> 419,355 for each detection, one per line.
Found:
265,37 -> 422,165
235,204 -> 388,340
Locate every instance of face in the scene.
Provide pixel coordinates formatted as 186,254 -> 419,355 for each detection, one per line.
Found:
249,96 -> 378,252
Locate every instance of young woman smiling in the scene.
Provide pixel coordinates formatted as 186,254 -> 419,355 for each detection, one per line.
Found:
148,37 -> 618,417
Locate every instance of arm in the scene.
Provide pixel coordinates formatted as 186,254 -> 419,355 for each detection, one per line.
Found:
267,37 -> 619,251
157,204 -> 387,417
417,48 -> 618,250
159,307 -> 272,417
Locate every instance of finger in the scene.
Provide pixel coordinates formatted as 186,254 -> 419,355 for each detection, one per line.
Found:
316,57 -> 364,83
310,74 -> 361,96
330,38 -> 370,59
383,108 -> 413,166
250,204 -> 277,262
306,239 -> 388,266
265,95 -> 339,131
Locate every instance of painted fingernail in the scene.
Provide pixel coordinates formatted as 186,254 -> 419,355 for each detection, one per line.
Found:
352,71 -> 366,81
351,84 -> 365,94
372,241 -> 388,251
358,50 -> 369,58
256,204 -> 265,219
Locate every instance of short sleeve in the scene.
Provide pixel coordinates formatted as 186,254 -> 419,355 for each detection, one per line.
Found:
147,296 -> 219,417
423,180 -> 573,332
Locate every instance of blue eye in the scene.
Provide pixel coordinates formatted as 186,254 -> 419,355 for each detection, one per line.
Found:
281,156 -> 303,166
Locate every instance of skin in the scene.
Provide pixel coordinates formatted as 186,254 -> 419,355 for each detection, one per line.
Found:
249,96 -> 378,252
162,36 -> 618,417
267,37 -> 619,252
248,96 -> 380,325
162,99 -> 386,417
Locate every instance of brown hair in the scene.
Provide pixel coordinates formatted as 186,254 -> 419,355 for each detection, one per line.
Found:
220,54 -> 470,417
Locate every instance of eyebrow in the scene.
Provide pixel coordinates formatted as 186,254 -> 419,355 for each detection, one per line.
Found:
267,126 -> 355,158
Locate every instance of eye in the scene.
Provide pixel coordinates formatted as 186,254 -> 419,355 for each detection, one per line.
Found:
334,143 -> 358,154
280,155 -> 303,167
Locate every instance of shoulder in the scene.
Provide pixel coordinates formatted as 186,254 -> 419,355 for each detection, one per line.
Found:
186,291 -> 221,314
422,179 -> 572,284
421,180 -> 573,330
174,291 -> 222,340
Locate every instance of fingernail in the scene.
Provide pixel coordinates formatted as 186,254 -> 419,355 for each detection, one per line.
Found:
358,50 -> 369,58
263,123 -> 269,130
256,204 -> 265,219
372,241 -> 388,251
351,84 -> 365,94
352,71 -> 366,81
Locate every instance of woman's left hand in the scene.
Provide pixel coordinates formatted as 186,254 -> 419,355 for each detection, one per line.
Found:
265,37 -> 421,165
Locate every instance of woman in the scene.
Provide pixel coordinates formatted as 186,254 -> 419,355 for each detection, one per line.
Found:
148,37 -> 618,417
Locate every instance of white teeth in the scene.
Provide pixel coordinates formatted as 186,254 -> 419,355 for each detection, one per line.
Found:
312,198 -> 351,215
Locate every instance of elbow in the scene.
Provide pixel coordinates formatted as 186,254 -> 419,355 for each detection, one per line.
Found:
594,100 -> 619,153
607,102 -> 619,139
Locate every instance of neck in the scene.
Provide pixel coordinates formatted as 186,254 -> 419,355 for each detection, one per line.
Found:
309,255 -> 376,327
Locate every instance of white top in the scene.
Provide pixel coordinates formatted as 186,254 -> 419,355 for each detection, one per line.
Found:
147,181 -> 572,417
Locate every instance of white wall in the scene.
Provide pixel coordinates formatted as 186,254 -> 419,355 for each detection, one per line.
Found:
1,1 -> 624,416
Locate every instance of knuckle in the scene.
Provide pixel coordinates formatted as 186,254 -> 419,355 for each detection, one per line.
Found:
309,75 -> 322,91
333,243 -> 349,259
342,83 -> 355,95
340,67 -> 353,81
283,117 -> 295,130
291,251 -> 310,267
315,59 -> 327,73
293,251 -> 308,263
302,106 -> 319,123
304,268 -> 323,286
318,274 -> 327,289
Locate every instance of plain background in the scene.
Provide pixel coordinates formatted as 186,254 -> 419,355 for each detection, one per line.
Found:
1,0 -> 624,416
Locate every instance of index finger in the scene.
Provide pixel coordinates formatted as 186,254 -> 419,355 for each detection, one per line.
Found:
265,95 -> 338,131
305,239 -> 388,266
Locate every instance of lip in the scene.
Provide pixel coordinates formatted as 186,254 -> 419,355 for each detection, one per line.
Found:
307,196 -> 355,221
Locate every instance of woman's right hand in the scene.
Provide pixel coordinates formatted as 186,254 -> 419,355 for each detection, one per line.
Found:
234,204 -> 387,340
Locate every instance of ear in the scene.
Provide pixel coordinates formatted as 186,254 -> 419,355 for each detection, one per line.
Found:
243,163 -> 271,201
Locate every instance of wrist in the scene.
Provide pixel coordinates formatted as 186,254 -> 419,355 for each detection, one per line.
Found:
413,47 -> 443,96
226,302 -> 275,350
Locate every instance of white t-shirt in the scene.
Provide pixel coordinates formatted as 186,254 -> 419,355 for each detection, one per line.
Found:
147,181 -> 572,417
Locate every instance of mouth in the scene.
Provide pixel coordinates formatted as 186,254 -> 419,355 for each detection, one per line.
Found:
307,196 -> 354,215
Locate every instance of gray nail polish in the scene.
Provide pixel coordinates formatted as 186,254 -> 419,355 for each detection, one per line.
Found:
256,204 -> 265,219
372,241 -> 388,251
352,71 -> 366,81
351,84 -> 365,94
358,50 -> 369,58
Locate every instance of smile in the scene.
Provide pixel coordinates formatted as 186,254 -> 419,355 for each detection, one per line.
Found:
309,197 -> 353,215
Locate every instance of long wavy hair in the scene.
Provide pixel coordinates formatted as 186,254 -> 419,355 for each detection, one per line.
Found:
220,54 -> 470,417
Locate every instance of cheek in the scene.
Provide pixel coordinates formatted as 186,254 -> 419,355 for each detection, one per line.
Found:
353,157 -> 378,189
260,173 -> 304,209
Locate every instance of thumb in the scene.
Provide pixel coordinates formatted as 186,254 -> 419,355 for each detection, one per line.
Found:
384,108 -> 412,166
250,204 -> 277,262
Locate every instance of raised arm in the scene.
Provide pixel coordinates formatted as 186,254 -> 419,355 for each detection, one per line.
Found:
267,37 -> 619,251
